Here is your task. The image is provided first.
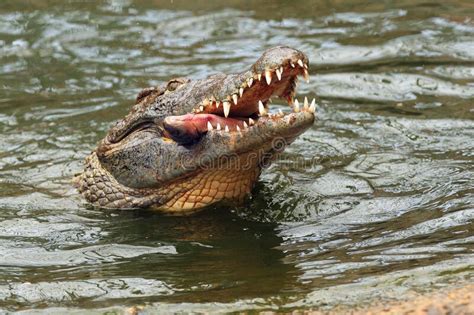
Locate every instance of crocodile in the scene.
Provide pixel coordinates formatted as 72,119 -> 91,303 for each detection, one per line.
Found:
74,46 -> 316,213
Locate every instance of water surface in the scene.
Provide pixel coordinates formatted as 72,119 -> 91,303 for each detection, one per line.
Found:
0,0 -> 473,313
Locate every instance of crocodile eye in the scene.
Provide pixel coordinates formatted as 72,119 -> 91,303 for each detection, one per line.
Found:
166,77 -> 190,92
166,81 -> 181,91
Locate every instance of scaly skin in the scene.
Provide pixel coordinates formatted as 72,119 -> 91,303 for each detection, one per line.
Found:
74,46 -> 315,213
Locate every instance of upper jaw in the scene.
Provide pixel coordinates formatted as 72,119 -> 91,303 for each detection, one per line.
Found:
193,46 -> 310,118
163,46 -> 315,144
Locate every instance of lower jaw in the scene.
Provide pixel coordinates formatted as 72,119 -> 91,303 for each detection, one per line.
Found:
164,110 -> 313,143
165,98 -> 315,141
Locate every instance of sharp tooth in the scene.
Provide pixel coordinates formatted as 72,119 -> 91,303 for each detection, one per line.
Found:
225,125 -> 229,132
276,69 -> 282,81
258,100 -> 266,116
207,121 -> 213,131
304,63 -> 308,69
290,62 -> 295,68
268,98 -> 273,103
280,66 -> 284,76
303,69 -> 309,83
304,97 -> 309,110
232,94 -> 238,105
309,98 -> 316,113
223,101 -> 231,118
236,125 -> 241,132
243,121 -> 248,129
278,109 -> 284,116
248,77 -> 253,87
257,73 -> 262,81
265,70 -> 272,85
239,87 -> 244,97
297,59 -> 304,67
216,101 -> 220,109
294,99 -> 300,112
199,105 -> 204,112
258,101 -> 265,114
248,118 -> 255,125
216,122 -> 221,130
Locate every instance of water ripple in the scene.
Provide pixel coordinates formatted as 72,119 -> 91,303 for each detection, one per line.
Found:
0,0 -> 473,312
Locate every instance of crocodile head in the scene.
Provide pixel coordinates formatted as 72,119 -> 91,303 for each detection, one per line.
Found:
76,46 -> 315,213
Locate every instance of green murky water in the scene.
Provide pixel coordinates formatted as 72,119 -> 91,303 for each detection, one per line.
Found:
1,0 -> 473,313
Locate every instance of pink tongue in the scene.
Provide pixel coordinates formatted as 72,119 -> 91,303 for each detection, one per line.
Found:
163,113 -> 248,144
166,113 -> 245,133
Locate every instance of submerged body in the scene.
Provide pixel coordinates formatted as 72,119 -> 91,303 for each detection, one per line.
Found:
75,46 -> 315,213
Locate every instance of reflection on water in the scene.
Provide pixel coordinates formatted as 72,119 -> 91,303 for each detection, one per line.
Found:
0,0 -> 473,312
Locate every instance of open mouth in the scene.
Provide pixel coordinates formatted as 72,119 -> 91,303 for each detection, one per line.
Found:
163,57 -> 315,144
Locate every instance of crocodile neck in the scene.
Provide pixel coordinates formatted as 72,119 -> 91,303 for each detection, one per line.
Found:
74,152 -> 261,212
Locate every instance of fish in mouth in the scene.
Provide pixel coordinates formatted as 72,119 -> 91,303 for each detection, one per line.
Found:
74,46 -> 316,213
